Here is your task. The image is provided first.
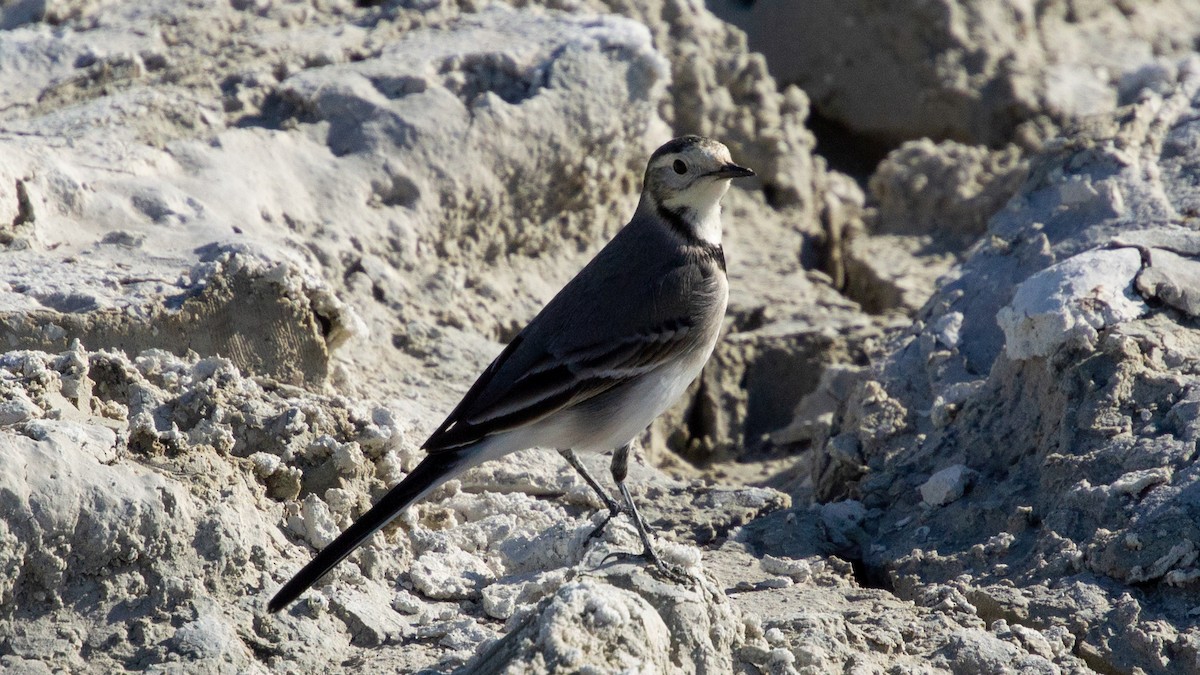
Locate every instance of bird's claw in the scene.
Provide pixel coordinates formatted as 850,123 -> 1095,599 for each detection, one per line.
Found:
597,547 -> 690,581
581,506 -> 622,546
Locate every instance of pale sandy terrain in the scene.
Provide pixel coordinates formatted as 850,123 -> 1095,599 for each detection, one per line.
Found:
2,1 -> 1200,673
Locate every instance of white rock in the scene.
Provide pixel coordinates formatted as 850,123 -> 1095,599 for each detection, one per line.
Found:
1136,247 -> 1200,316
509,581 -> 673,672
997,248 -> 1148,360
170,614 -> 239,660
1129,540 -> 1197,583
289,494 -> 340,549
930,379 -> 985,428
920,465 -> 977,507
820,500 -> 867,547
480,568 -> 568,621
329,593 -> 408,648
658,541 -> 702,570
409,548 -> 495,601
761,554 -> 812,581
0,394 -> 41,425
0,413 -> 192,591
1110,467 -> 1172,496
391,590 -> 423,615
932,311 -> 965,350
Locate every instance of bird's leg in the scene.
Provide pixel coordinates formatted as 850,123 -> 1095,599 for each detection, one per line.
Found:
558,449 -> 621,543
608,442 -> 670,573
558,448 -> 621,514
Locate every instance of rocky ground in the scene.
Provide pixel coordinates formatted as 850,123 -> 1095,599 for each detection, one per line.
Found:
1,1 -> 1199,673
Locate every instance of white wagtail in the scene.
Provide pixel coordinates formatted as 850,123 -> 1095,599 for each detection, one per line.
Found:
268,136 -> 753,612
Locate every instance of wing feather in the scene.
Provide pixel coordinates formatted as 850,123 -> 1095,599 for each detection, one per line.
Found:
422,319 -> 695,452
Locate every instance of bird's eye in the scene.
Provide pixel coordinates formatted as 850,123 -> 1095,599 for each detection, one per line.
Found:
672,159 -> 687,175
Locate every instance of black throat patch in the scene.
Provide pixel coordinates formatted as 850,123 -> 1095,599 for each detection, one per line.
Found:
657,203 -> 726,272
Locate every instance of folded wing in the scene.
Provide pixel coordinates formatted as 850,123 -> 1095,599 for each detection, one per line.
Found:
422,318 -> 695,452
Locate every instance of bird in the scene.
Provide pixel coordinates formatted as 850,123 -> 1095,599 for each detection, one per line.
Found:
268,136 -> 754,612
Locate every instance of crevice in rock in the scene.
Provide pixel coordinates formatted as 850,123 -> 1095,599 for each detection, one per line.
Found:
12,178 -> 34,227
1073,641 -> 1125,675
233,89 -> 304,130
678,379 -> 718,463
807,109 -> 897,183
727,305 -> 767,333
846,556 -> 895,593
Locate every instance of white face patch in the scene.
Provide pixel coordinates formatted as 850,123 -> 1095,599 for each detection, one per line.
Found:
662,178 -> 730,245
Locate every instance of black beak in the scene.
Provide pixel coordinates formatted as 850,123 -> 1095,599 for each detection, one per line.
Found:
709,163 -> 755,179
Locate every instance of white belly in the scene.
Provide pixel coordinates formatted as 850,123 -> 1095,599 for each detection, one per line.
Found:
478,336 -> 718,459
570,354 -> 705,452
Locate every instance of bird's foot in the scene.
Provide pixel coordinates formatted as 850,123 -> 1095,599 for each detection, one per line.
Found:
598,546 -> 690,582
581,503 -> 623,547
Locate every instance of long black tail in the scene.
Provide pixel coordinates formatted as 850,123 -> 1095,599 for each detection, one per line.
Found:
267,451 -> 466,612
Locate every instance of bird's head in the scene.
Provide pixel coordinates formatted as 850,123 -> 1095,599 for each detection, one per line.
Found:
641,136 -> 754,244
